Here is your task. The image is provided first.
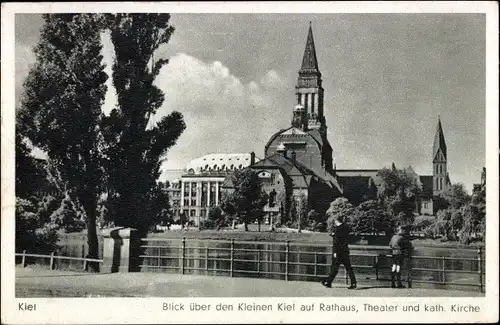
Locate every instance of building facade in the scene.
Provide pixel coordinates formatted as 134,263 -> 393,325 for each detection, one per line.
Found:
243,25 -> 343,223
165,179 -> 181,218
179,153 -> 256,226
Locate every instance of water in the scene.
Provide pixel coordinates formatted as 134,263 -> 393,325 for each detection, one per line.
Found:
140,239 -> 484,293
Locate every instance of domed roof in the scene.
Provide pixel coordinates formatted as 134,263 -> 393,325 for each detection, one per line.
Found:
185,153 -> 258,174
294,104 -> 306,111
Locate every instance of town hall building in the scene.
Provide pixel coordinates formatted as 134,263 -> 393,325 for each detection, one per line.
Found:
174,25 -> 452,226
242,25 -> 451,223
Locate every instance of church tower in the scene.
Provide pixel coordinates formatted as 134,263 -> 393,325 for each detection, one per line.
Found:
433,117 -> 449,195
265,23 -> 334,172
295,23 -> 326,131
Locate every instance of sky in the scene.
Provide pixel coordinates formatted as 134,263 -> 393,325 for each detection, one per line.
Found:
15,13 -> 486,192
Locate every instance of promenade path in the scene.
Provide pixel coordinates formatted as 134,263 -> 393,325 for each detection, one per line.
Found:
15,267 -> 482,297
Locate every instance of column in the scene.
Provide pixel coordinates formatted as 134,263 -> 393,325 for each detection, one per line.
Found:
307,93 -> 312,113
207,181 -> 211,207
314,93 -> 319,115
197,181 -> 202,213
215,181 -> 219,206
300,93 -> 305,106
102,227 -> 137,273
180,181 -> 185,208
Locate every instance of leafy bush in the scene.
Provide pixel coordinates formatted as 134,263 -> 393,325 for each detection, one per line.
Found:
459,200 -> 485,244
49,196 -> 86,232
33,223 -> 60,253
199,219 -> 214,230
304,210 -> 326,232
326,197 -> 354,233
413,215 -> 435,232
37,195 -> 60,225
16,197 -> 59,254
351,200 -> 393,235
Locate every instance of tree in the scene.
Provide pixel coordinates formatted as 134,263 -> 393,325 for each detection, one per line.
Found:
378,167 -> 421,230
254,194 -> 269,232
435,183 -> 471,212
101,14 -> 185,235
290,193 -> 308,232
18,14 -> 108,271
179,211 -> 187,230
220,168 -> 268,231
351,200 -> 393,235
432,209 -> 454,240
16,197 -> 59,255
413,215 -> 435,233
460,171 -> 485,244
15,133 -> 48,198
151,181 -> 173,228
206,206 -> 225,230
305,209 -> 326,232
49,195 -> 86,232
326,197 -> 355,234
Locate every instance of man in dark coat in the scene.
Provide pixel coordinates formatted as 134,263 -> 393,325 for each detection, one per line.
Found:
321,215 -> 357,289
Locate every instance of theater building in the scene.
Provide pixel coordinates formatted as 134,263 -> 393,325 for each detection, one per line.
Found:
179,153 -> 257,226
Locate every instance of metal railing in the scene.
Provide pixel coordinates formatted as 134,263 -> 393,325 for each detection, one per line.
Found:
15,239 -> 485,293
15,250 -> 103,271
140,238 -> 485,293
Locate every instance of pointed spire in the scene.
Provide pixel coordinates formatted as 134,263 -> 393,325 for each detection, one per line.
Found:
300,23 -> 319,72
433,116 -> 447,161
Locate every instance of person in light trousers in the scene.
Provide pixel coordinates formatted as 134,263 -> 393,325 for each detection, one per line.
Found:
388,225 -> 413,288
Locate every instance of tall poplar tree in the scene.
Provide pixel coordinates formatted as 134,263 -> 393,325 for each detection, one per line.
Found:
101,14 -> 186,234
18,14 -> 107,270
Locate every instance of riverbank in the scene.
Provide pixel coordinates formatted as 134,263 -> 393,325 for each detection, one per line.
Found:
147,228 -> 484,249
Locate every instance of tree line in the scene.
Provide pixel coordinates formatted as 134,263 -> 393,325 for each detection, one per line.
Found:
16,14 -> 186,270
207,163 -> 486,245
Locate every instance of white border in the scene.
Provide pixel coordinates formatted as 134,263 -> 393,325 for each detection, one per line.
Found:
2,2 -> 498,324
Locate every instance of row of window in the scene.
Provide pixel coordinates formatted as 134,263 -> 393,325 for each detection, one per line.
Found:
183,198 -> 218,207
435,177 -> 444,191
435,164 -> 445,174
183,182 -> 223,198
297,93 -> 317,114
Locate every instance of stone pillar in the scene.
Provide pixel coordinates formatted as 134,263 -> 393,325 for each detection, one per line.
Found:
102,227 -> 138,273
314,93 -> 319,115
215,181 -> 220,206
180,181 -> 185,208
207,181 -> 211,207
307,93 -> 312,113
196,181 -> 202,225
196,181 -> 202,207
300,93 -> 305,106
